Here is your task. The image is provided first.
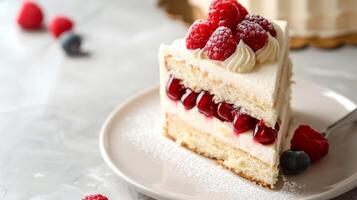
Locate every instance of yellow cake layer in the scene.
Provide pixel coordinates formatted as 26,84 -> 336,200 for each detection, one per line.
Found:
163,114 -> 283,188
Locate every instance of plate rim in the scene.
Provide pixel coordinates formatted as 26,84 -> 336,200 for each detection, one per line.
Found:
99,80 -> 357,200
99,85 -> 169,200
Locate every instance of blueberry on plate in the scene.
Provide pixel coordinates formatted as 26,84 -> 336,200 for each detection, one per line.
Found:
280,150 -> 311,174
60,32 -> 82,56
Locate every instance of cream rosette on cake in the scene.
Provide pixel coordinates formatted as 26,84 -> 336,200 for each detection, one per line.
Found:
190,23 -> 282,73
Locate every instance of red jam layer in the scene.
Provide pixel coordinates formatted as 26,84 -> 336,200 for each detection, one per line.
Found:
166,75 -> 279,145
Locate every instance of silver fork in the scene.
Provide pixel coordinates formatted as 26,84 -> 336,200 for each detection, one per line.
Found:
322,108 -> 357,138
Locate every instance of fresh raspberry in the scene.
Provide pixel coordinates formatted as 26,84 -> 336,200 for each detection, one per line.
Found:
244,14 -> 276,37
49,16 -> 74,38
208,0 -> 238,31
236,20 -> 268,52
186,20 -> 215,50
228,0 -> 248,22
291,125 -> 329,162
205,26 -> 237,61
82,194 -> 108,200
17,1 -> 44,30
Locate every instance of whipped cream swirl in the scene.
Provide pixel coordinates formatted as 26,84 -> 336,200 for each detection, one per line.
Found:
188,22 -> 282,73
256,34 -> 280,63
191,48 -> 205,59
222,40 -> 256,73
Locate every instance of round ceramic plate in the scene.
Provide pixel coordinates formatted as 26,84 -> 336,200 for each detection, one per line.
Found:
100,80 -> 357,200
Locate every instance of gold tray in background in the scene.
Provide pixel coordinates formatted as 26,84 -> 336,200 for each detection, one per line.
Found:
157,0 -> 196,25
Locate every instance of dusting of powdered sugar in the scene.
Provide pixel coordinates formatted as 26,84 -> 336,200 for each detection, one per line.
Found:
117,101 -> 306,200
281,176 -> 306,195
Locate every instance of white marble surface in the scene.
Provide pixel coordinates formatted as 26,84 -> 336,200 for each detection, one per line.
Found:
0,0 -> 356,199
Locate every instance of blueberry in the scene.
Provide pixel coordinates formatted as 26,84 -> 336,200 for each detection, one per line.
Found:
280,150 -> 310,174
60,32 -> 82,56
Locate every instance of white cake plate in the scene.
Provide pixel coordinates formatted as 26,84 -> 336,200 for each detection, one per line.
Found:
100,79 -> 357,200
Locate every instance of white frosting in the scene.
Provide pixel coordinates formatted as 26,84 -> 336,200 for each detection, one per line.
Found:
223,40 -> 256,73
161,94 -> 290,166
191,48 -> 205,59
189,0 -> 357,38
256,34 -> 280,64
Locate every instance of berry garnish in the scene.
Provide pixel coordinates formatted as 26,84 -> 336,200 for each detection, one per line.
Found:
244,14 -> 276,37
217,102 -> 234,122
17,1 -> 44,30
253,120 -> 277,145
83,194 -> 109,200
60,32 -> 82,56
166,75 -> 184,101
236,20 -> 268,52
208,0 -> 239,31
181,89 -> 199,110
280,150 -> 311,175
228,0 -> 248,22
49,16 -> 74,38
205,26 -> 237,61
291,125 -> 329,162
196,91 -> 217,117
233,111 -> 257,134
186,20 -> 215,50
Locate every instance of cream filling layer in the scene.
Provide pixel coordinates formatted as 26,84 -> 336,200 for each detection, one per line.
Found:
161,93 -> 290,166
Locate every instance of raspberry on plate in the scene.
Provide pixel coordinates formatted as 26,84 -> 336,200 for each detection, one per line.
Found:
244,14 -> 276,37
186,20 -> 215,50
291,125 -> 329,162
205,26 -> 237,61
208,0 -> 239,31
49,16 -> 74,38
17,1 -> 44,30
236,20 -> 268,52
82,194 -> 108,200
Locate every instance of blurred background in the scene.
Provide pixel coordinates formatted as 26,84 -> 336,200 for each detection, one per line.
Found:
0,0 -> 356,199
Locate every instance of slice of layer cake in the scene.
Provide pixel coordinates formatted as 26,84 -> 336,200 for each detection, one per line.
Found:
159,0 -> 292,188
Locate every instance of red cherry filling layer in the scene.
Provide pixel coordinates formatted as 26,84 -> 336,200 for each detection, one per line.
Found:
253,120 -> 277,145
217,102 -> 234,122
233,112 -> 257,135
166,75 -> 184,101
165,76 -> 279,145
196,91 -> 217,117
181,89 -> 199,110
